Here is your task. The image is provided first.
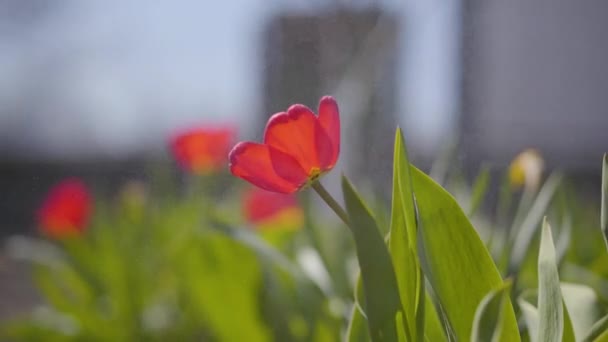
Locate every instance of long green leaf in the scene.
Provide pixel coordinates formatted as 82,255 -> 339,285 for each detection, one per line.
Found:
389,128 -> 422,341
471,280 -> 512,342
347,275 -> 371,342
510,173 -> 563,272
537,218 -> 563,342
518,296 -> 574,342
423,292 -> 447,341
518,298 -> 539,342
562,283 -> 603,341
601,154 -> 608,251
346,302 -> 370,342
410,166 -> 520,341
582,314 -> 608,342
563,301 -> 576,342
342,176 -> 404,341
468,164 -> 490,217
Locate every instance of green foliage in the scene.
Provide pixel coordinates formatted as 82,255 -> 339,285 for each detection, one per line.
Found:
411,165 -> 520,341
471,280 -> 512,342
582,314 -> 608,342
3,128 -> 607,342
468,164 -> 490,217
342,175 -> 404,341
601,154 -> 608,251
537,219 -> 564,342
388,129 -> 423,342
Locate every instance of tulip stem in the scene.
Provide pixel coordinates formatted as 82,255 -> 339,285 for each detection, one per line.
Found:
311,182 -> 350,226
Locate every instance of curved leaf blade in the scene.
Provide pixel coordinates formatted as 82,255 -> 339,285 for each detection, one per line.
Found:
537,218 -> 563,342
468,164 -> 490,217
582,314 -> 608,342
471,280 -> 512,342
346,303 -> 370,342
562,283 -> 603,341
601,154 -> 608,251
342,176 -> 404,341
410,166 -> 520,341
510,173 -> 563,272
389,128 -> 422,341
424,292 -> 447,342
518,298 -> 540,342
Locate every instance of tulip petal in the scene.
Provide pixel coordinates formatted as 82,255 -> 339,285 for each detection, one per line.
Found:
317,96 -> 340,169
229,142 -> 308,193
264,106 -> 334,173
243,187 -> 300,224
170,126 -> 235,173
37,178 -> 91,238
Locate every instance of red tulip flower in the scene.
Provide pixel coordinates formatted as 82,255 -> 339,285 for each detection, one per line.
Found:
37,178 -> 92,239
243,187 -> 303,230
171,125 -> 236,174
229,96 -> 340,193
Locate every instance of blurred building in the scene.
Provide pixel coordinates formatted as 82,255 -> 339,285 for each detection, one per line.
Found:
262,7 -> 400,196
461,0 -> 608,173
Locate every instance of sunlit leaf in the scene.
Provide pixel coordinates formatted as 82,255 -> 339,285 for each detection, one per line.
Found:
601,153 -> 608,251
509,173 -> 562,273
423,292 -> 447,341
561,283 -> 603,341
410,166 -> 520,341
518,298 -> 539,342
342,175 -> 404,341
563,302 -> 576,342
537,218 -> 563,342
581,314 -> 608,342
468,164 -> 490,217
471,280 -> 512,342
389,128 -> 422,341
519,294 -> 575,342
346,303 -> 369,342
175,231 -> 271,341
396,312 -> 407,342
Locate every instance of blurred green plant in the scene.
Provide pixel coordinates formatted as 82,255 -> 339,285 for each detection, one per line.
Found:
2,108 -> 607,341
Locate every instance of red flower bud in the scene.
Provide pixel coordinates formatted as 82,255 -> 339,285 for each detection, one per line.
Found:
37,178 -> 92,238
171,125 -> 236,174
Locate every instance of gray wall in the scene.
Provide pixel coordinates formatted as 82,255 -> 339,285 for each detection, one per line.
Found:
462,0 -> 608,171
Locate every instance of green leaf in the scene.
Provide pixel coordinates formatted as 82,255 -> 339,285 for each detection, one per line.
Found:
517,284 -> 576,342
389,128 -> 422,341
468,164 -> 490,217
537,218 -> 563,342
346,303 -> 370,342
601,153 -> 608,251
175,231 -> 271,342
346,275 -> 371,342
509,173 -> 563,272
410,166 -> 520,341
561,283 -> 603,341
471,280 -> 512,342
423,292 -> 447,341
563,301 -> 576,342
396,312 -> 407,342
518,298 -> 539,342
342,175 -> 404,342
582,314 -> 608,342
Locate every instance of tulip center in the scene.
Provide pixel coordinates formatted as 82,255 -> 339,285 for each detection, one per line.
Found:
301,167 -> 323,189
308,167 -> 322,181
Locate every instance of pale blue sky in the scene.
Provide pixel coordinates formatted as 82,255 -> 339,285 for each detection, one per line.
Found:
0,0 -> 460,159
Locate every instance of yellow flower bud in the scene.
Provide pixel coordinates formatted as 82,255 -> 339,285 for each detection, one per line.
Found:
509,149 -> 544,192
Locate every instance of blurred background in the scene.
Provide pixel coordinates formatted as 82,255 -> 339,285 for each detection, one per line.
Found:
0,0 -> 606,324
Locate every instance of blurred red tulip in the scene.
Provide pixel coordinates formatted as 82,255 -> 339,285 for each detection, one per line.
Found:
171,125 -> 236,174
243,187 -> 303,231
230,96 -> 340,193
37,178 -> 92,238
